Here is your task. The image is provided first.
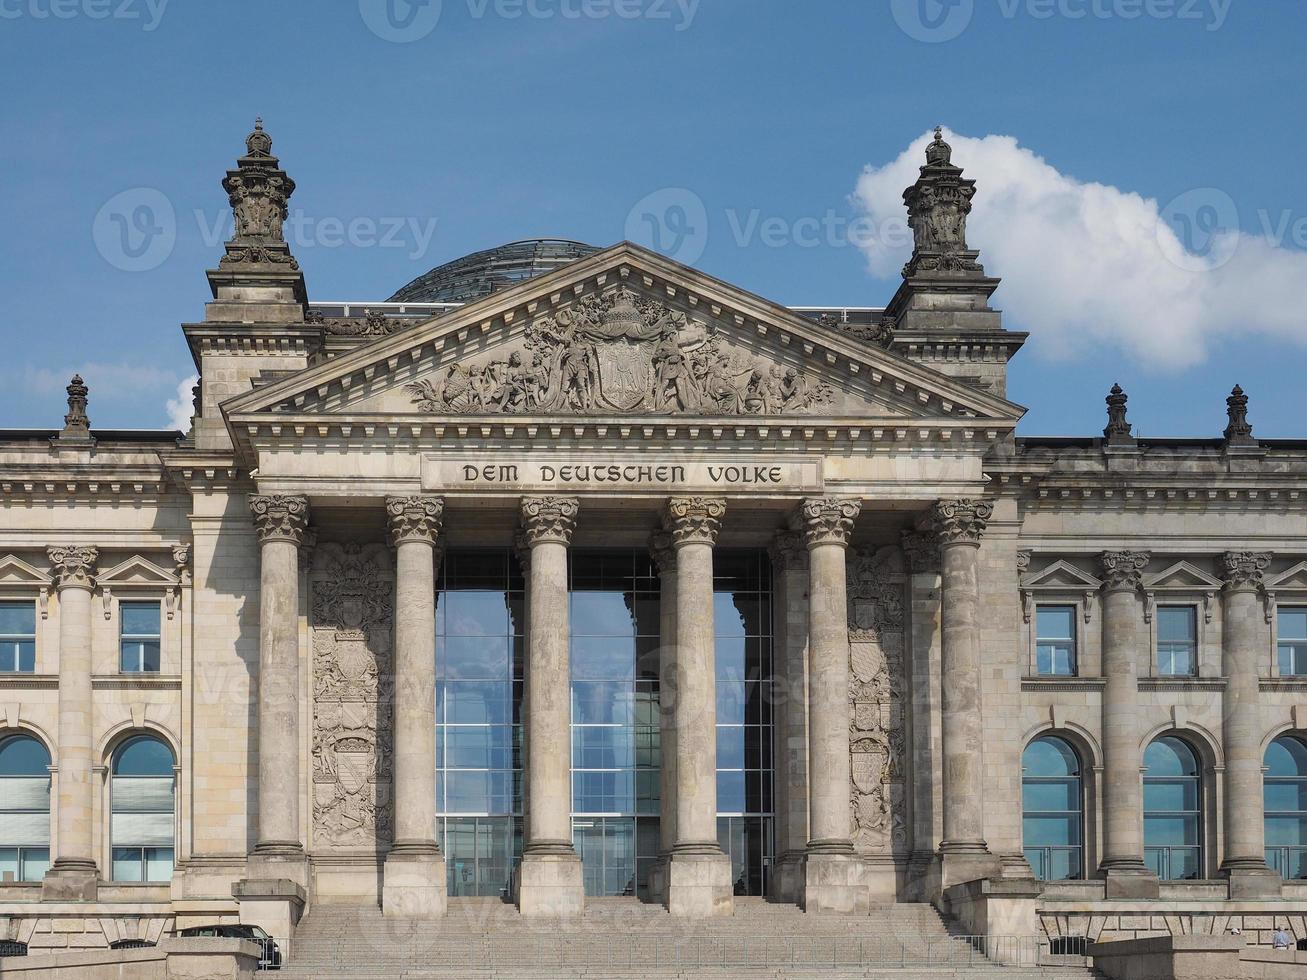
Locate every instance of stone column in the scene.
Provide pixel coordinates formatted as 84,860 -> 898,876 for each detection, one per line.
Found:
663,496 -> 733,918
1097,550 -> 1158,898
799,498 -> 871,914
383,496 -> 448,917
1220,551 -> 1280,897
932,500 -> 996,889
43,547 -> 99,901
769,530 -> 810,904
647,531 -> 678,904
515,496 -> 584,918
244,495 -> 310,887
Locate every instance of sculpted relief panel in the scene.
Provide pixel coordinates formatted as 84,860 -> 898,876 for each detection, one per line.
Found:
405,287 -> 835,416
311,543 -> 394,850
847,546 -> 909,855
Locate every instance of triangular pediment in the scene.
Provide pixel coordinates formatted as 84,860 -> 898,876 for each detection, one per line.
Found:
0,555 -> 52,587
1268,561 -> 1307,591
1021,560 -> 1101,591
98,556 -> 179,588
223,244 -> 1023,440
1143,561 -> 1223,591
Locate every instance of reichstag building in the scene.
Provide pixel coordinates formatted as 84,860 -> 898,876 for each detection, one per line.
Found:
1,122 -> 1305,964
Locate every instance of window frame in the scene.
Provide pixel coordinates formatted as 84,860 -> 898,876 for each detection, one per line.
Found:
1154,605 -> 1200,678
1276,606 -> 1307,679
1264,734 -> 1307,880
0,732 -> 53,883
107,734 -> 177,884
0,599 -> 38,674
1143,735 -> 1204,881
117,600 -> 163,674
1021,735 -> 1085,881
1034,604 -> 1079,677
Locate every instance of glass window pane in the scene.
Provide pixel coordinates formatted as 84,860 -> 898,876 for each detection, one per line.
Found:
717,726 -> 745,770
1279,608 -> 1307,641
0,602 -> 35,635
112,847 -> 143,882
1266,816 -> 1307,847
0,736 -> 51,776
1144,780 -> 1199,812
1036,606 -> 1075,641
1157,607 -> 1196,643
113,737 -> 173,776
1024,816 -> 1081,846
440,681 -> 512,725
1024,780 -> 1080,813
440,636 -> 510,680
1023,737 -> 1079,778
570,593 -> 635,637
1144,815 -> 1199,846
145,847 -> 174,882
573,682 -> 633,725
21,847 -> 49,882
120,603 -> 160,636
1266,782 -> 1307,813
1145,737 -> 1199,776
443,592 -> 509,637
572,637 -> 635,680
717,771 -> 746,813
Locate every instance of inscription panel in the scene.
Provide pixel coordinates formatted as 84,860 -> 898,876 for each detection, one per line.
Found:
423,455 -> 823,493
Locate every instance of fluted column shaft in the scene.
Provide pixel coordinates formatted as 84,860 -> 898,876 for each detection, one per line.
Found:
802,499 -> 861,851
249,495 -> 309,854
934,500 -> 991,852
48,547 -> 98,882
520,497 -> 580,853
1098,551 -> 1150,874
388,497 -> 444,856
1221,552 -> 1273,871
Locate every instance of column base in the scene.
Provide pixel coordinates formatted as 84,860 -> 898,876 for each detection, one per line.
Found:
665,847 -> 733,918
800,851 -> 871,915
1100,861 -> 1160,899
934,841 -> 999,895
771,849 -> 807,905
246,843 -> 309,893
232,877 -> 306,963
515,847 -> 585,919
383,843 -> 448,917
42,860 -> 99,902
1223,864 -> 1283,900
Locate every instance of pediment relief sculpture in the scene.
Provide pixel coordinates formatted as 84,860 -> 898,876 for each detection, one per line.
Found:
405,287 -> 834,417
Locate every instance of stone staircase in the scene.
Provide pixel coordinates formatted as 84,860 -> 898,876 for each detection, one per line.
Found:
278,898 -> 1102,979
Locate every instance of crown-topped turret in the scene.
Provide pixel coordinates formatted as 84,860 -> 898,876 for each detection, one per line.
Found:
901,125 -> 984,280
244,117 -> 274,158
924,126 -> 952,167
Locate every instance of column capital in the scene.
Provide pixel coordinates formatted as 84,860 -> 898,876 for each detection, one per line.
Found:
929,499 -> 992,546
768,529 -> 809,571
799,497 -> 861,549
900,530 -> 940,574
649,530 -> 677,574
664,496 -> 726,546
1099,550 -> 1150,592
520,496 -> 579,547
1222,551 -> 1272,593
387,495 -> 445,545
47,546 -> 98,592
249,494 -> 310,545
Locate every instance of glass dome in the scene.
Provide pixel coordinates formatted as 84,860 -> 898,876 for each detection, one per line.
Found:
388,239 -> 599,304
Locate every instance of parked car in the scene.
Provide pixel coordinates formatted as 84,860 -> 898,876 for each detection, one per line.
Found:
174,924 -> 281,970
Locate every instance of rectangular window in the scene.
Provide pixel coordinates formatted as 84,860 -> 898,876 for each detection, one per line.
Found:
1279,607 -> 1307,677
1157,606 -> 1197,676
1035,605 -> 1077,676
119,602 -> 161,673
0,601 -> 36,673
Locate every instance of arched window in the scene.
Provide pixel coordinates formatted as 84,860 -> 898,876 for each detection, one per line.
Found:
1144,736 -> 1202,880
1265,736 -> 1307,880
110,736 -> 175,882
1022,736 -> 1084,880
0,734 -> 51,882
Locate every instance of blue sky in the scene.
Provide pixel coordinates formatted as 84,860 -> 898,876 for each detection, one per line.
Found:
1,0 -> 1303,436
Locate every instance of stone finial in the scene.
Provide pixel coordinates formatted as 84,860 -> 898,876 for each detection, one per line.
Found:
1223,385 -> 1256,447
1104,383 -> 1136,447
901,126 -> 984,280
386,496 -> 444,545
53,374 -> 94,445
519,496 -> 580,547
48,546 -> 98,591
901,530 -> 941,574
663,496 -> 726,546
218,119 -> 299,271
1099,551 -> 1150,592
1221,551 -> 1272,592
799,497 -> 862,548
248,494 -> 310,545
929,499 -> 992,546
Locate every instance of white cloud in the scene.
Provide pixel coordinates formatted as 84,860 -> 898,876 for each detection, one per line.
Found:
165,375 -> 199,432
853,130 -> 1307,369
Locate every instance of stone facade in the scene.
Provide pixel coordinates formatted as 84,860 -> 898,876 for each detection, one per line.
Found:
1,123 -> 1306,960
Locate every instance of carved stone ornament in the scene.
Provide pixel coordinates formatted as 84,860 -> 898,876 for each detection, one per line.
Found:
1016,550 -> 1032,576
219,120 -> 300,271
519,496 -> 580,546
847,545 -> 908,854
311,543 -> 394,849
1099,551 -> 1150,592
768,530 -> 809,572
312,309 -> 408,338
648,530 -> 677,575
1104,383 -> 1135,446
1222,551 -> 1272,592
406,286 -> 834,417
901,128 -> 985,280
801,498 -> 862,548
929,499 -> 993,546
48,546 -> 98,591
1224,384 -> 1256,446
664,496 -> 726,546
900,530 -> 940,574
172,545 -> 192,586
249,494 -> 310,545
386,496 -> 444,545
